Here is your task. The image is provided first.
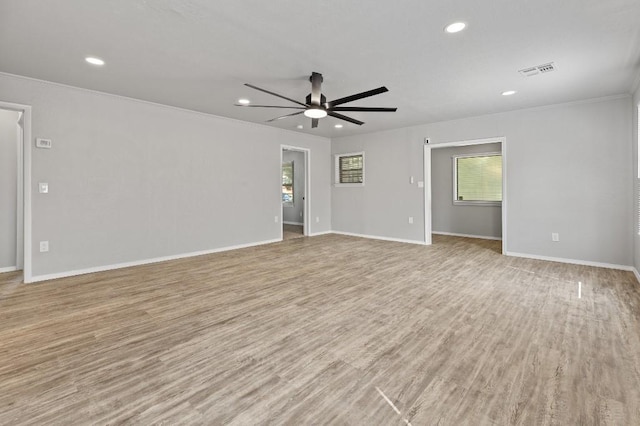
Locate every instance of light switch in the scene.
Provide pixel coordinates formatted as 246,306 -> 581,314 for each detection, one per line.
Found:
36,138 -> 52,149
39,182 -> 49,193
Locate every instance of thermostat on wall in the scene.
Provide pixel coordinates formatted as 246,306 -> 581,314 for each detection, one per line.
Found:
36,138 -> 52,149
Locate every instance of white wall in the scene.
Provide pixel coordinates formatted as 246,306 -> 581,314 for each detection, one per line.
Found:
332,96 -> 633,267
0,73 -> 332,280
0,109 -> 19,270
282,150 -> 304,225
431,143 -> 502,239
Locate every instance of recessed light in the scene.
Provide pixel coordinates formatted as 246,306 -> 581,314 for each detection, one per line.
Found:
238,98 -> 250,105
296,125 -> 303,129
85,56 -> 105,66
502,90 -> 517,96
334,124 -> 343,128
445,22 -> 466,33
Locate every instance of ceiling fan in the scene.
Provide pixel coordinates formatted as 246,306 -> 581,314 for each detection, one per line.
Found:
236,72 -> 397,128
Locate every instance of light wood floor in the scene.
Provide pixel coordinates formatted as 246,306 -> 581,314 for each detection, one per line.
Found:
283,224 -> 304,240
1,234 -> 639,425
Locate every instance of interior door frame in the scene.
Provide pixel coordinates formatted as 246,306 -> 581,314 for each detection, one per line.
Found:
0,100 -> 32,282
423,137 -> 507,254
280,145 -> 311,239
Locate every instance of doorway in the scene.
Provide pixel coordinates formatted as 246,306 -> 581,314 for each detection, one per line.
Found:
424,137 -> 507,254
281,145 -> 310,240
0,102 -> 31,281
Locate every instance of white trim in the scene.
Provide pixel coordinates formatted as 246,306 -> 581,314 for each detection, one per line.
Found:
29,238 -> 281,283
308,230 -> 333,237
424,145 -> 432,245
15,112 -> 24,270
506,251 -> 633,271
633,267 -> 640,284
283,221 -> 303,226
0,101 -> 31,283
281,145 -> 311,239
332,231 -> 427,246
424,137 -> 507,255
0,266 -> 18,274
0,72 -> 331,143
409,94 -> 631,131
432,231 -> 502,241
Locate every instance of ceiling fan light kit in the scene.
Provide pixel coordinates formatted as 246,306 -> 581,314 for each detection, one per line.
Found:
303,107 -> 327,119
237,72 -> 397,128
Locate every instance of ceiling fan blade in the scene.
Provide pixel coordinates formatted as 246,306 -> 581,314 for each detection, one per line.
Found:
312,118 -> 319,128
330,107 -> 397,112
326,86 -> 389,108
265,111 -> 305,122
235,104 -> 305,109
310,72 -> 323,106
245,83 -> 308,107
328,111 -> 364,126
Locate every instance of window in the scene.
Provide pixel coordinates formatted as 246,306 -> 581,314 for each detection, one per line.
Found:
282,161 -> 294,205
453,153 -> 502,205
335,152 -> 364,186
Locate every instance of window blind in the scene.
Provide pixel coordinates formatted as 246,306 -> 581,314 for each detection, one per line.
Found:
456,154 -> 502,202
339,155 -> 363,183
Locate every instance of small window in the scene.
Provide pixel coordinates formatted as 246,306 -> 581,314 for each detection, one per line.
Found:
335,152 -> 364,186
453,153 -> 502,205
282,161 -> 294,205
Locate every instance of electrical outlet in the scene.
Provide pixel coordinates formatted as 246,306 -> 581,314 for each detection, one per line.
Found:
39,241 -> 49,252
274,216 -> 279,223
408,216 -> 414,224
418,181 -> 424,188
300,211 -> 303,217
552,233 -> 559,242
315,216 -> 320,223
39,182 -> 49,193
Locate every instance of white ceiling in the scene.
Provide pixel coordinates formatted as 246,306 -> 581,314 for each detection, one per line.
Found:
1,0 -> 639,137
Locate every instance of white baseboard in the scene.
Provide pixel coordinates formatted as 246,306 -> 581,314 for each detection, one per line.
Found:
505,251 -> 634,272
308,230 -> 333,237
332,231 -> 426,246
283,221 -> 303,226
28,238 -> 281,284
0,266 -> 18,274
633,267 -> 640,284
432,231 -> 502,241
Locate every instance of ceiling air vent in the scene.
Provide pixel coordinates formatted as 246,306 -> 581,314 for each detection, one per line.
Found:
537,63 -> 556,73
519,62 -> 556,77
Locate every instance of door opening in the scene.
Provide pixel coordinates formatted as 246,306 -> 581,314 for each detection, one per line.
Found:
0,101 -> 32,282
424,137 -> 507,254
281,145 -> 310,241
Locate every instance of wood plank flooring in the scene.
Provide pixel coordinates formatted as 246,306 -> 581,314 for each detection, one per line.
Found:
1,234 -> 639,425
282,224 -> 304,241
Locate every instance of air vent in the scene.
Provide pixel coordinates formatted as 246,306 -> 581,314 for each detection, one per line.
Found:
519,62 -> 556,77
519,67 -> 539,77
538,63 -> 556,73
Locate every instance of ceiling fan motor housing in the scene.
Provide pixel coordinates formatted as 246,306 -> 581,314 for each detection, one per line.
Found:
306,93 -> 327,107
